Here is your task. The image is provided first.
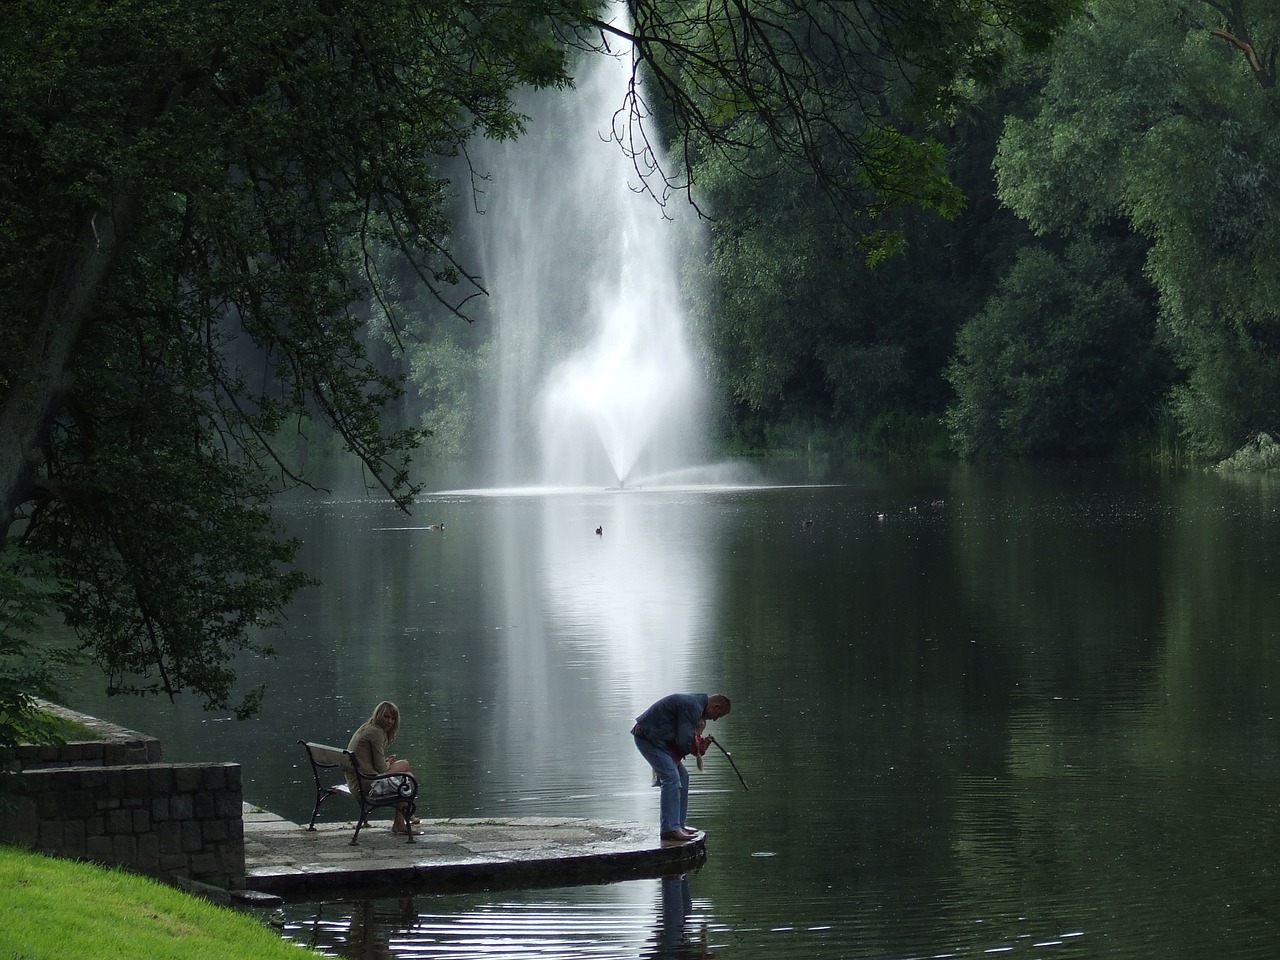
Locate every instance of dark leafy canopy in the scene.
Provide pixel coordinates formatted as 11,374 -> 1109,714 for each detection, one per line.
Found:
945,237 -> 1164,459
0,0 -> 1082,728
993,0 -> 1280,457
592,0 -> 1082,249
0,0 -> 588,719
685,123 -> 1001,452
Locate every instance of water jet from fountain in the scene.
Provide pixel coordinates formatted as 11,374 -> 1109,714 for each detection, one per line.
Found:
468,4 -> 707,493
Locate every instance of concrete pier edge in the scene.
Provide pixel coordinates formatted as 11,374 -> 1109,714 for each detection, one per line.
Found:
241,805 -> 707,901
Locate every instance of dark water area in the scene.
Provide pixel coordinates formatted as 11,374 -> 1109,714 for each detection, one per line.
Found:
59,462 -> 1280,959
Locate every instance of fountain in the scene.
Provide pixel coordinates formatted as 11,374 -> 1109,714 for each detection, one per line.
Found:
468,5 -> 705,490
445,12 -> 734,849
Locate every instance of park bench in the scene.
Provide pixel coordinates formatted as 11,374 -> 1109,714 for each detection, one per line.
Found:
298,740 -> 419,844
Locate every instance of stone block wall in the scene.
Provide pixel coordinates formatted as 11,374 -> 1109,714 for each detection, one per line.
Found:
1,704 -> 245,890
1,763 -> 245,888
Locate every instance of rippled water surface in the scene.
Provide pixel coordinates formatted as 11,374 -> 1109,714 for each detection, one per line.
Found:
64,463 -> 1280,959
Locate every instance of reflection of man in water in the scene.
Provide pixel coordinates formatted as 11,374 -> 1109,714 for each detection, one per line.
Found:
644,874 -> 710,960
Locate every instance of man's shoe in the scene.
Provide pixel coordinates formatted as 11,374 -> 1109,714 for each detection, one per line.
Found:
661,829 -> 695,843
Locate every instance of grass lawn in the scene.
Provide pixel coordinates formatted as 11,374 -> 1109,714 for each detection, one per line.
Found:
10,704 -> 97,746
0,846 -> 314,959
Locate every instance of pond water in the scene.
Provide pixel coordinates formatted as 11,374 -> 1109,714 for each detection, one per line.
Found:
60,462 -> 1280,959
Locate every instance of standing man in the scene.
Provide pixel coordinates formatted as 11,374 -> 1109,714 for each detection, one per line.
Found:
631,692 -> 731,842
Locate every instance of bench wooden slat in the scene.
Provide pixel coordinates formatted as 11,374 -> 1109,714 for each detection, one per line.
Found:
302,742 -> 352,770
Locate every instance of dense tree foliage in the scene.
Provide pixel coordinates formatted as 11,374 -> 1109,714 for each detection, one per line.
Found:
945,237 -> 1165,458
654,2 -> 1088,455
0,0 -> 591,729
678,0 -> 1280,462
686,105 -> 1025,455
587,1 -> 1083,232
992,0 -> 1280,457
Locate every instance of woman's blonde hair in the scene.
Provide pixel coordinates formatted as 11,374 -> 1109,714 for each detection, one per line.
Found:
368,700 -> 400,744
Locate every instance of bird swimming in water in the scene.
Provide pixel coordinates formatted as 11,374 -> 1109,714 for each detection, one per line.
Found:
595,525 -> 603,536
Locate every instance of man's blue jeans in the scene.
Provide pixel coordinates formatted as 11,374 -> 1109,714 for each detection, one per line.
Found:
634,733 -> 689,832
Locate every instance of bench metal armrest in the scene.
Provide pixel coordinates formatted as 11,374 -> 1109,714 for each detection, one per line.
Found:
346,755 -> 419,803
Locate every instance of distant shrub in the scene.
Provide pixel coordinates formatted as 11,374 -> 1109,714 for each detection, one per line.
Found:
1214,433 -> 1280,472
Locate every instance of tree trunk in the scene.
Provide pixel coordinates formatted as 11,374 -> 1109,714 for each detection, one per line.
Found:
0,190 -> 141,546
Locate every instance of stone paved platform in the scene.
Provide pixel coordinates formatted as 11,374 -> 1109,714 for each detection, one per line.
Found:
241,806 -> 706,900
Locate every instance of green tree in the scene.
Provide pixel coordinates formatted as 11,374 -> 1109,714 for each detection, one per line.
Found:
685,141 -> 952,452
685,93 -> 1033,456
619,0 -> 1084,257
945,238 -> 1164,459
0,0 -> 586,723
993,0 -> 1280,458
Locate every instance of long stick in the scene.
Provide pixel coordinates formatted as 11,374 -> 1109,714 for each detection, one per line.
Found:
709,738 -> 749,790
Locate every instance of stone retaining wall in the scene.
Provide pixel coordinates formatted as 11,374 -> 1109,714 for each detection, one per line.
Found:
12,702 -> 161,768
1,703 -> 244,890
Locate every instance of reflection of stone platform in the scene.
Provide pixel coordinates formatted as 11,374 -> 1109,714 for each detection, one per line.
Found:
242,806 -> 705,900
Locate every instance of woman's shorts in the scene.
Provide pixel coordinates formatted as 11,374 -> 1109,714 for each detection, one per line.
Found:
368,774 -> 411,798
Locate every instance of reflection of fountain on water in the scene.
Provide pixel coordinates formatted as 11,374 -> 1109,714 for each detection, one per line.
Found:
470,3 -> 706,491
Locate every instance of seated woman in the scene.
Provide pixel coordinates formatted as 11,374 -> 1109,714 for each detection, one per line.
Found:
346,700 -> 421,835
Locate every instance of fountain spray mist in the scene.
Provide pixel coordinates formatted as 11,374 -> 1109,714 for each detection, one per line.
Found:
468,6 -> 705,489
